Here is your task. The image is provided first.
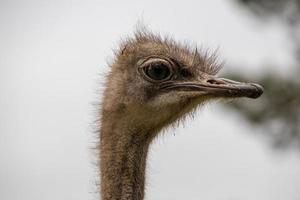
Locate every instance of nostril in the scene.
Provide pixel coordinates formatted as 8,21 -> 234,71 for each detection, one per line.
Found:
207,79 -> 226,85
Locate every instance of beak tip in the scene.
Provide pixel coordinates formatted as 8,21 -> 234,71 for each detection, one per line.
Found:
248,83 -> 264,99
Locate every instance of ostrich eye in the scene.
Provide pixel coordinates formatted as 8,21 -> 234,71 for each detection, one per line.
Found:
143,62 -> 171,81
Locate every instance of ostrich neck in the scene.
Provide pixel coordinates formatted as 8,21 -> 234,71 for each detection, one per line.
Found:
100,111 -> 153,200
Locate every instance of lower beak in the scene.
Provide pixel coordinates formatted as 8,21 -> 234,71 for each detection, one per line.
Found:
161,77 -> 263,99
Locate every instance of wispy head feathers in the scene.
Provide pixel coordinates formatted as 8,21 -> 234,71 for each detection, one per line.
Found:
115,26 -> 222,76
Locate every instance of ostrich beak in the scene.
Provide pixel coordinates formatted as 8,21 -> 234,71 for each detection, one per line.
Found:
161,77 -> 263,99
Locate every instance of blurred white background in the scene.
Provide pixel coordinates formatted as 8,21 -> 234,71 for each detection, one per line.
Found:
1,0 -> 300,200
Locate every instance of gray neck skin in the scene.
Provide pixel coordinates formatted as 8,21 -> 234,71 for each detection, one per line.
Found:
100,115 -> 153,200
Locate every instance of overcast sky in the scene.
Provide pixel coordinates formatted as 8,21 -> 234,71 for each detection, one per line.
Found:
1,0 -> 300,200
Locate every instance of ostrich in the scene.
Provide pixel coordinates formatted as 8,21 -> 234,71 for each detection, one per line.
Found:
99,29 -> 263,200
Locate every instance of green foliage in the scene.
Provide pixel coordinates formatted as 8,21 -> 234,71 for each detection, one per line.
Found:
237,0 -> 300,16
226,0 -> 300,150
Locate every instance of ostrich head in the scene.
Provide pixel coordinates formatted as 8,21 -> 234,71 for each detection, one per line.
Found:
102,29 -> 263,134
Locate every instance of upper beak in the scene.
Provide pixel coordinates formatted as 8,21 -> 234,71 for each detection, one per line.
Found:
161,77 -> 263,99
